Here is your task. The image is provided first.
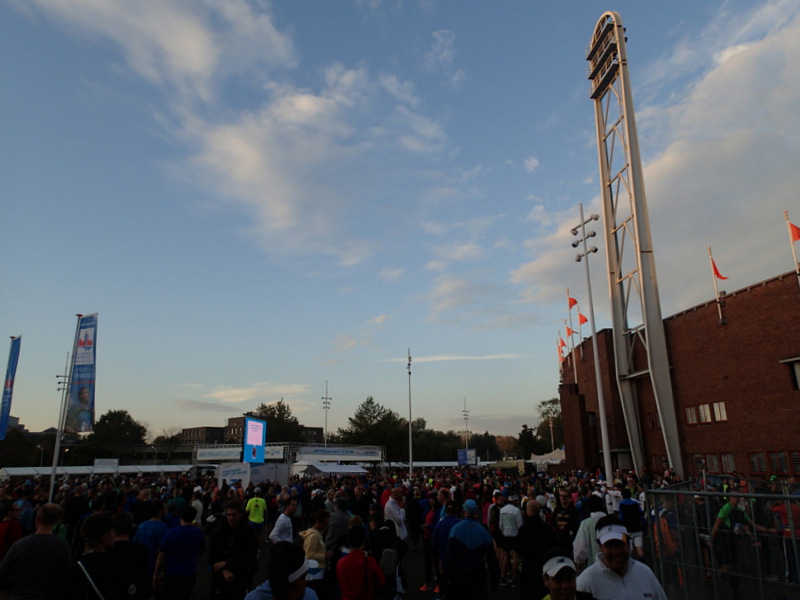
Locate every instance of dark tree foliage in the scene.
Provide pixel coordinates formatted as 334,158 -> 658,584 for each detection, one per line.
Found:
254,399 -> 306,443
469,431 -> 503,461
338,397 -> 407,460
91,410 -> 148,446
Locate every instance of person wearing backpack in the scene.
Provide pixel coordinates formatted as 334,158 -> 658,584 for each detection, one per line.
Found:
617,488 -> 645,560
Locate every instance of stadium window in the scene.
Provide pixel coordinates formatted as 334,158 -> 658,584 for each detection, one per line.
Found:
749,452 -> 767,474
791,451 -> 800,474
685,406 -> 698,425
705,454 -> 720,473
769,451 -> 789,475
721,453 -> 735,473
713,401 -> 727,422
779,356 -> 800,389
698,404 -> 712,423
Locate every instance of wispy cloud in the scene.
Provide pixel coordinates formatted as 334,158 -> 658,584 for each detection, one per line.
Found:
384,353 -> 525,363
422,29 -> 465,88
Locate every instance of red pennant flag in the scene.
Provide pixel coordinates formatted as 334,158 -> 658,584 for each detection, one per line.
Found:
559,336 -> 567,348
790,221 -> 800,243
568,296 -> 578,309
711,257 -> 728,280
566,327 -> 576,336
578,313 -> 588,325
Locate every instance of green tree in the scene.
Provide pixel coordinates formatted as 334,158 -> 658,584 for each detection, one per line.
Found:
253,399 -> 306,443
91,410 -> 148,446
516,424 -> 537,459
469,431 -> 502,461
0,428 -> 37,467
534,397 -> 563,451
338,397 -> 406,460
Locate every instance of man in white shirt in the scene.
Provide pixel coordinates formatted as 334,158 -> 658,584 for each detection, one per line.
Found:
269,497 -> 298,544
576,516 -> 667,600
384,486 -> 408,541
499,494 -> 523,587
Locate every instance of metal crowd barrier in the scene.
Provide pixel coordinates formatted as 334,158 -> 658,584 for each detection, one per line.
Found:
645,483 -> 799,600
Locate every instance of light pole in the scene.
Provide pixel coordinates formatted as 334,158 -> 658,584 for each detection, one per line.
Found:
549,416 -> 555,452
572,203 -> 613,479
37,445 -> 44,468
462,397 -> 469,450
322,381 -> 331,447
407,349 -> 413,477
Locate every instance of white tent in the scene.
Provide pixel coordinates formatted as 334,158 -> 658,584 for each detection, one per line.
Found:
291,461 -> 367,477
0,465 -> 197,482
530,448 -> 566,465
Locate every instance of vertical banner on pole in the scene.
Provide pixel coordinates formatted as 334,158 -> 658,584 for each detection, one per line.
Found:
0,337 -> 22,440
65,314 -> 98,433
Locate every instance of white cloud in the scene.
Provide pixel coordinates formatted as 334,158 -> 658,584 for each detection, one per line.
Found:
422,29 -> 465,89
379,268 -> 404,281
524,156 -> 540,173
510,2 -> 800,318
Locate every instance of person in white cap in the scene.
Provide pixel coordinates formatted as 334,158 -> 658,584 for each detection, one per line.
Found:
245,541 -> 319,600
541,547 -> 597,600
576,515 -> 667,600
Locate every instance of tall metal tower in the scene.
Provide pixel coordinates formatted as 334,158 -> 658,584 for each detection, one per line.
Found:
586,12 -> 683,477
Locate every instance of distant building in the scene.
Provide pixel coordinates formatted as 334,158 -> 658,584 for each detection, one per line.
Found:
560,270 -> 800,480
180,426 -> 225,445
224,417 -> 246,443
303,426 -> 324,444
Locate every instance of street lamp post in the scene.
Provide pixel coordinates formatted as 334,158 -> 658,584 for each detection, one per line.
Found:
572,203 -> 613,479
407,349 -> 413,477
462,397 -> 469,450
322,381 -> 331,447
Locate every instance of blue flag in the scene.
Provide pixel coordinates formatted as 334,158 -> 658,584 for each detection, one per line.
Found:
0,336 -> 22,440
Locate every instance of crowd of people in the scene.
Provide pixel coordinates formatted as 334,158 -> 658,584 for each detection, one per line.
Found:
0,464 -> 795,600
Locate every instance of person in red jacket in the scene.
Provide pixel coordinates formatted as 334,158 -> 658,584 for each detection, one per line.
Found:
336,525 -> 385,600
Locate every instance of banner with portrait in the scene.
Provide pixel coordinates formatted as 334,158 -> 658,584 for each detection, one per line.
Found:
65,314 -> 97,433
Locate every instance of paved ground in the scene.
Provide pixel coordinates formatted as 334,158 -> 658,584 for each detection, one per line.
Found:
193,535 -> 518,600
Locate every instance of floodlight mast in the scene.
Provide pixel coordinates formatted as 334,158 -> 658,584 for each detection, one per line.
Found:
587,12 -> 683,478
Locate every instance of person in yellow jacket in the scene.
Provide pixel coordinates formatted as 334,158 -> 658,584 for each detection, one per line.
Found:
300,510 -> 331,600
245,487 -> 268,543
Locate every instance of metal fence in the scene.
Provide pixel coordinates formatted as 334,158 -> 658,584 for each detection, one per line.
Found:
646,482 -> 800,600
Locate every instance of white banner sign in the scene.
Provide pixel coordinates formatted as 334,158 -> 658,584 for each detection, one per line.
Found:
196,447 -> 243,461
264,446 -> 285,460
217,462 -> 251,488
296,446 -> 382,462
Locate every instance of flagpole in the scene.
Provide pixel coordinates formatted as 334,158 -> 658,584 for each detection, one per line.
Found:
49,314 -> 83,503
708,248 -> 724,324
566,290 -> 578,384
785,210 -> 800,293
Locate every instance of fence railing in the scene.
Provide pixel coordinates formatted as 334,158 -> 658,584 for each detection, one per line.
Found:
646,483 -> 799,600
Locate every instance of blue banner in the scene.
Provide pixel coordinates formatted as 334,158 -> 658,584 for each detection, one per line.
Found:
0,336 -> 22,441
243,417 -> 266,463
65,314 -> 97,433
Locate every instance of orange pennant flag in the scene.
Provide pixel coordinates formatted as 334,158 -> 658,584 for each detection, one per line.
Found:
578,313 -> 588,325
568,296 -> 578,309
711,257 -> 728,280
559,336 -> 567,348
790,221 -> 800,243
566,327 -> 576,336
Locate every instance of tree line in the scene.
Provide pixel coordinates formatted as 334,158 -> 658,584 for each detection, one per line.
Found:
0,396 -> 562,466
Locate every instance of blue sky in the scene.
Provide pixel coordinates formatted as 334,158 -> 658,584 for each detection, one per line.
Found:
3,0 -> 799,440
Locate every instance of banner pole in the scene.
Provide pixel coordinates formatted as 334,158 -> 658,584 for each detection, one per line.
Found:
49,314 -> 83,503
